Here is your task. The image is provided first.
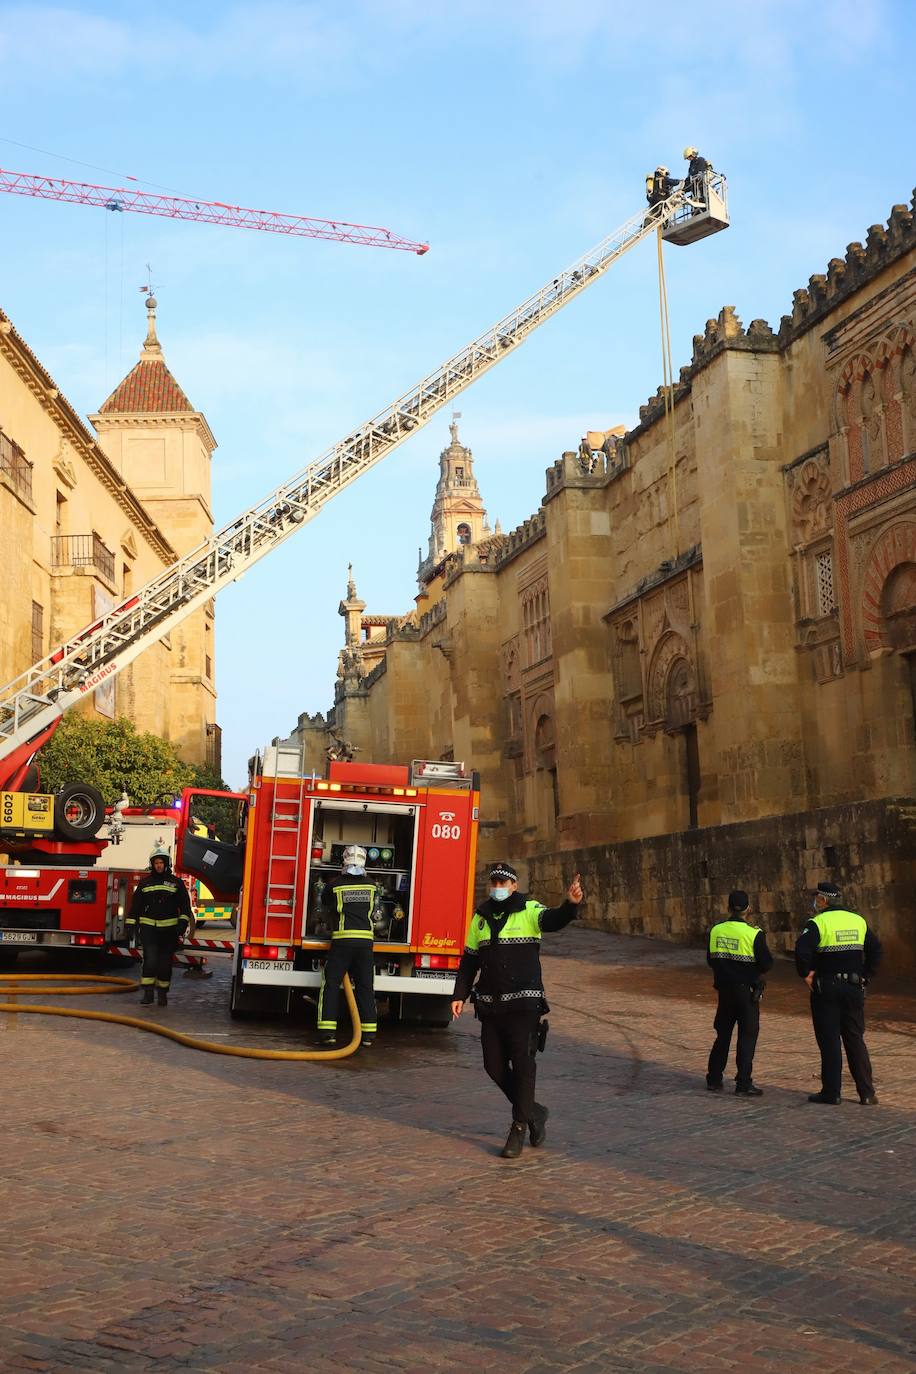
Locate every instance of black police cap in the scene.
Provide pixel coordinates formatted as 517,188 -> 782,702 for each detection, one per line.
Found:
728,889 -> 750,912
817,880 -> 841,898
489,861 -> 518,883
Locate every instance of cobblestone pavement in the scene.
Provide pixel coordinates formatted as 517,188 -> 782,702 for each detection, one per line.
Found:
2,928 -> 916,1373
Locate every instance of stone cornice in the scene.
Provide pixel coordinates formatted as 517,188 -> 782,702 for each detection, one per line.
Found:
603,545 -> 702,620
0,307 -> 178,565
89,409 -> 218,452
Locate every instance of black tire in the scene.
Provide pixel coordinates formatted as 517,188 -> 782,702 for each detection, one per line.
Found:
53,782 -> 106,841
0,947 -> 21,971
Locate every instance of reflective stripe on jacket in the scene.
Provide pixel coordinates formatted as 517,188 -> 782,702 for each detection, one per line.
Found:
325,880 -> 376,939
812,910 -> 867,955
453,893 -> 578,1015
708,919 -> 760,965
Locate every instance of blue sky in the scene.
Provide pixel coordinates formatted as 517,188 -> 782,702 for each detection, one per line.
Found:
1,0 -> 913,786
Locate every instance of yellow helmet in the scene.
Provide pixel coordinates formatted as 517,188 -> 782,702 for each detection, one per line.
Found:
683,146 -> 698,159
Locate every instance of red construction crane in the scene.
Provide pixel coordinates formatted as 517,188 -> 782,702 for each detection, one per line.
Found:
0,164 -> 429,254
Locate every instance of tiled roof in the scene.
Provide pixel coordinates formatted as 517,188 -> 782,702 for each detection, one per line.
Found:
99,359 -> 194,414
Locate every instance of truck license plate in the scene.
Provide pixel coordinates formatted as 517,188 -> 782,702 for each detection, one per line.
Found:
0,931 -> 37,943
243,959 -> 293,973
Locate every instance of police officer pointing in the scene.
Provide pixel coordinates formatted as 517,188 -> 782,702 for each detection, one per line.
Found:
706,890 -> 773,1096
452,863 -> 582,1159
795,881 -> 881,1105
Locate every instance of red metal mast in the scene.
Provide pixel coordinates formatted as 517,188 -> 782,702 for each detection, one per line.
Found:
0,165 -> 429,255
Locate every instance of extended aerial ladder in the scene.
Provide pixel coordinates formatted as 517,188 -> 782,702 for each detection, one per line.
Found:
0,175 -> 729,790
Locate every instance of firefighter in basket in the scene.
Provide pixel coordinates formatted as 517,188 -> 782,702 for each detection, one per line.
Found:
126,846 -> 194,1007
317,844 -> 378,1047
451,863 -> 583,1159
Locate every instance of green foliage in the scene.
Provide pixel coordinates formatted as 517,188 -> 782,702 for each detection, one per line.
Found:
36,716 -> 196,808
185,761 -> 240,838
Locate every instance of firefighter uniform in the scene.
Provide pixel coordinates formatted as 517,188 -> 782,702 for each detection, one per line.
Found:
795,882 -> 882,1104
317,853 -> 378,1046
453,862 -> 582,1158
127,849 -> 193,1007
706,891 -> 773,1096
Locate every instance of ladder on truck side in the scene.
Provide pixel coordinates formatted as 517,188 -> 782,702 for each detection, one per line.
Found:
0,179 -> 728,783
262,742 -> 307,942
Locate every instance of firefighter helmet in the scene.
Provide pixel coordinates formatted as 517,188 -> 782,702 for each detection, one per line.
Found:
342,844 -> 368,870
656,165 -> 669,175
149,845 -> 171,868
683,146 -> 698,159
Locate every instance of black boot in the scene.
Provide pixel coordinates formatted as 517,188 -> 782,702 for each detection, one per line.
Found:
157,988 -> 168,1007
140,987 -> 154,1005
735,1082 -> 764,1097
808,1090 -> 841,1104
500,1121 -> 526,1160
529,1103 -> 548,1148
318,1033 -> 336,1047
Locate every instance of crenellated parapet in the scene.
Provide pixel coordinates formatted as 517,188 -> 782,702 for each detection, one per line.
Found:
493,508 -> 547,568
777,193 -> 915,346
625,192 -> 916,444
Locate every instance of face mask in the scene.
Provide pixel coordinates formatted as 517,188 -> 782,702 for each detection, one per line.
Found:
490,887 -> 510,902
812,898 -> 820,912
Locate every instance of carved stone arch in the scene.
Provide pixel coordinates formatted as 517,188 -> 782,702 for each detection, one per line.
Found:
646,631 -> 695,727
529,693 -> 556,770
791,457 -> 832,542
861,522 -> 916,655
837,351 -> 877,483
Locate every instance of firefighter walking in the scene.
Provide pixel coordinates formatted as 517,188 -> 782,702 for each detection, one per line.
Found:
452,862 -> 582,1159
127,847 -> 194,1007
795,881 -> 882,1105
317,844 -> 378,1047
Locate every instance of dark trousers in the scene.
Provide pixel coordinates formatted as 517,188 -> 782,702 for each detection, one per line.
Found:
139,930 -> 177,990
707,983 -> 759,1087
480,1009 -> 541,1125
811,979 -> 874,1098
318,939 -> 377,1033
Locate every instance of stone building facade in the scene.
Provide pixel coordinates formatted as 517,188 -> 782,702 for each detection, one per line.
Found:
0,297 -> 218,768
292,192 -> 916,962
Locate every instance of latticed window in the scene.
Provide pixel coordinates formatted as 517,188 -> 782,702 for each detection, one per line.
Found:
815,551 -> 835,616
522,584 -> 551,665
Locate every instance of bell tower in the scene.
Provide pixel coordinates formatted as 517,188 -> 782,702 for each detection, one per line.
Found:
418,416 -> 491,584
90,296 -> 217,765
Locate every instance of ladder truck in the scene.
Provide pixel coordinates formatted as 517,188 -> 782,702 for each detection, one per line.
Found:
0,173 -> 729,988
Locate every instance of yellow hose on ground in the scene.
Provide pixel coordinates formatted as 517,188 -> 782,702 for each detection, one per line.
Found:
0,972 -> 362,1061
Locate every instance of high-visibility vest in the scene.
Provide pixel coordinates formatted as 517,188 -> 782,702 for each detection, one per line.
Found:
812,909 -> 867,955
708,918 -> 760,965
466,900 -> 545,951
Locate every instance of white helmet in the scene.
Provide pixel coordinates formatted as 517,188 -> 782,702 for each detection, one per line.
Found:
656,165 -> 669,175
343,844 -> 368,872
683,146 -> 698,159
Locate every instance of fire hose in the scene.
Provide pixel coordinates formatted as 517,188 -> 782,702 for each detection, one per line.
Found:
0,972 -> 361,1060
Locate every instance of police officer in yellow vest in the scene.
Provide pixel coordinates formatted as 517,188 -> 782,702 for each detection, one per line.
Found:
317,844 -> 378,1048
706,890 -> 773,1096
795,881 -> 881,1105
452,862 -> 583,1159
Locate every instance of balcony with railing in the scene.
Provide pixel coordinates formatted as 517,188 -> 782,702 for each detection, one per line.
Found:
51,533 -> 116,584
0,429 -> 34,503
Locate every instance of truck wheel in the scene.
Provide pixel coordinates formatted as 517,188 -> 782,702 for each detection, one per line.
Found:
0,947 -> 21,971
54,782 -> 106,841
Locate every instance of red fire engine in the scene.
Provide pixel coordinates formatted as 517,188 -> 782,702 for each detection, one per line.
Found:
176,744 -> 479,1026
0,794 -> 189,966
